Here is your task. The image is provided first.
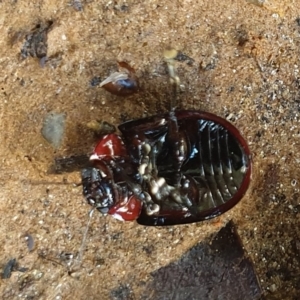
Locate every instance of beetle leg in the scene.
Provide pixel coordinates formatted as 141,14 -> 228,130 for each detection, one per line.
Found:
137,143 -> 166,215
166,111 -> 188,186
109,160 -> 142,195
138,143 -> 152,179
109,159 -> 161,214
143,192 -> 160,215
164,48 -> 190,185
138,142 -> 163,179
164,48 -> 180,110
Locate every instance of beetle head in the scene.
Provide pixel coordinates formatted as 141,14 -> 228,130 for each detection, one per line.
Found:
81,167 -> 115,214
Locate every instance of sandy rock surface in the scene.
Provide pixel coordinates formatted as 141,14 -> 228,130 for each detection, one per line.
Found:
0,1 -> 299,299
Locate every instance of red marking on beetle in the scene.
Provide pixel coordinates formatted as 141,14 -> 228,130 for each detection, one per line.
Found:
91,134 -> 127,159
108,195 -> 142,221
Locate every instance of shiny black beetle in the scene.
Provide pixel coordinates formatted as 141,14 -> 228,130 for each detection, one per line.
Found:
81,50 -> 251,226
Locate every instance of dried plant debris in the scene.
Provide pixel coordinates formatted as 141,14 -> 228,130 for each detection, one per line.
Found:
50,154 -> 90,174
41,112 -> 66,149
2,259 -> 17,279
21,21 -> 53,66
1,259 -> 28,279
174,51 -> 195,65
144,221 -> 261,299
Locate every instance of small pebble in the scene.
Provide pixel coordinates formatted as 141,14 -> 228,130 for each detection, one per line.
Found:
41,112 -> 66,149
25,233 -> 34,252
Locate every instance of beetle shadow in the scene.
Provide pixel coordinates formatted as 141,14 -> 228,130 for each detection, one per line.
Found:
113,221 -> 262,300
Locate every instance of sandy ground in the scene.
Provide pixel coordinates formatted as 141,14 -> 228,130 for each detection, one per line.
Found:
0,0 -> 299,299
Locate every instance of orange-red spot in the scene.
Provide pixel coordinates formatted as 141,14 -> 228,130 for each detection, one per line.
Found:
108,195 -> 142,221
93,134 -> 127,158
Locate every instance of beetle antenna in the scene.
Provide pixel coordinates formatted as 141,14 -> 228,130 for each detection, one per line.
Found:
29,180 -> 81,186
70,208 -> 95,272
164,48 -> 180,111
77,208 -> 95,264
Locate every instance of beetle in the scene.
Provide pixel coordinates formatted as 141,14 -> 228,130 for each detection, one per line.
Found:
81,50 -> 251,226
